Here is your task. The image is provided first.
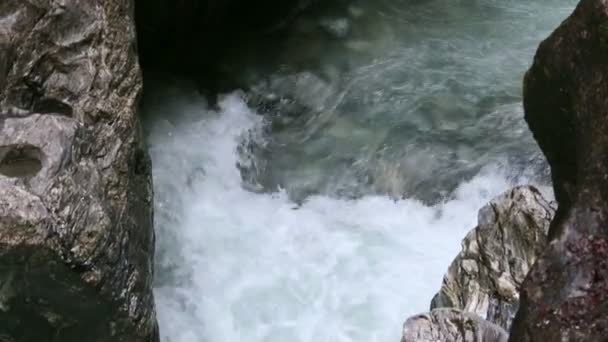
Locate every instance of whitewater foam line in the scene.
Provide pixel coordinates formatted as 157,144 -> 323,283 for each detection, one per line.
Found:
146,92 -> 531,342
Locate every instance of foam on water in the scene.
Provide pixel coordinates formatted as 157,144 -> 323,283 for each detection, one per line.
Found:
148,91 -> 531,342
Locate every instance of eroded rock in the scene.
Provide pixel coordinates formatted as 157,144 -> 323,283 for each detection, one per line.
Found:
401,308 -> 508,342
0,1 -> 157,341
431,186 -> 555,330
509,0 -> 608,340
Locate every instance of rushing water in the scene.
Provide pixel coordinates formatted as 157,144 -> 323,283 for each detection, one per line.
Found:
143,0 -> 575,341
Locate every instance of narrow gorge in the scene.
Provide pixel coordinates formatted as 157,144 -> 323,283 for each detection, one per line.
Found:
1,0 -> 607,341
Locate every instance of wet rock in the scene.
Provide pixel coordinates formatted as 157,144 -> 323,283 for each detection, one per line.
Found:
0,1 -> 157,341
509,0 -> 608,340
247,72 -> 336,120
431,186 -> 555,330
401,308 -> 508,342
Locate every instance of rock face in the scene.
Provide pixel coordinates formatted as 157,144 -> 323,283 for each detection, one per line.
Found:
401,308 -> 508,342
509,0 -> 608,340
0,1 -> 157,341
431,186 -> 555,330
400,186 -> 554,342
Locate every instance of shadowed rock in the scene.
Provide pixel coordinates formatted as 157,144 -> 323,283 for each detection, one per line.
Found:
401,308 -> 508,342
431,186 -> 555,330
0,1 -> 157,341
135,0 -> 323,78
510,0 -> 608,340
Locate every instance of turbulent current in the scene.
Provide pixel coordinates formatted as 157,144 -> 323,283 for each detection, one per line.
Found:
142,0 -> 575,341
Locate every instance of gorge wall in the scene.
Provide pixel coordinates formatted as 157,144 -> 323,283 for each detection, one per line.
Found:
0,1 -> 156,340
510,0 -> 608,340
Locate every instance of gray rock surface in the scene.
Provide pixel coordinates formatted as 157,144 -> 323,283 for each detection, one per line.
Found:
401,308 -> 508,342
0,1 -> 157,341
431,186 -> 555,330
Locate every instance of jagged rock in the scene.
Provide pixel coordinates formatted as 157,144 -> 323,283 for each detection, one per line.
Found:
509,0 -> 608,340
401,308 -> 508,342
431,186 -> 555,330
0,1 -> 157,341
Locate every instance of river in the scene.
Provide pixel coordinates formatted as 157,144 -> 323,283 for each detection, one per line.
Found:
142,0 -> 575,341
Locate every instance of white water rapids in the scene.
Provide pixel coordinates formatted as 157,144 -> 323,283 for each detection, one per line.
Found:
144,0 -> 572,342
148,92 -> 520,342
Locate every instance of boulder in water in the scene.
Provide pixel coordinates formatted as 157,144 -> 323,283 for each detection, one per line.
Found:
431,186 -> 555,330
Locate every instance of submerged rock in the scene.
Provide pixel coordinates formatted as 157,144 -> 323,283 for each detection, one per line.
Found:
401,308 -> 508,342
0,1 -> 157,341
431,186 -> 555,330
510,0 -> 608,340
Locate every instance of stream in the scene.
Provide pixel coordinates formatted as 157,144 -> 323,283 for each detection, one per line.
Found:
142,0 -> 575,341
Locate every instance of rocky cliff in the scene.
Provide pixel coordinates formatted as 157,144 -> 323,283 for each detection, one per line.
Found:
0,1 -> 157,341
510,0 -> 608,340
